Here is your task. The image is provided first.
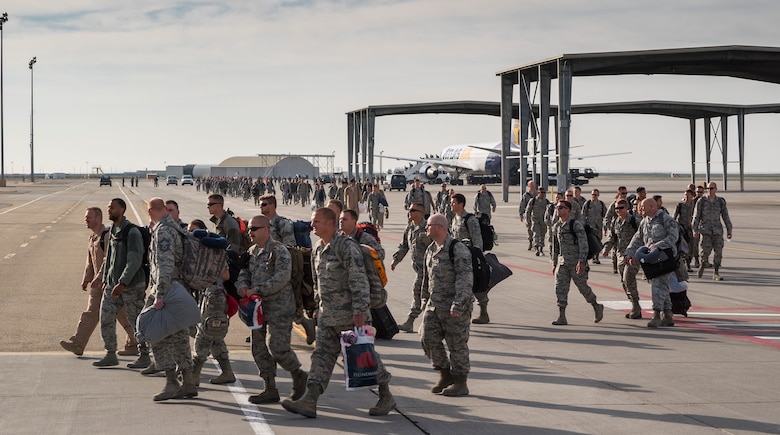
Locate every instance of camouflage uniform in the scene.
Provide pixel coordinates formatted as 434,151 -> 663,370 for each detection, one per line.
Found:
603,213 -> 640,304
435,190 -> 450,214
193,284 -> 230,364
525,196 -> 550,251
148,214 -> 192,372
451,212 -> 483,251
308,233 -> 390,392
420,236 -> 473,376
519,189 -> 536,246
674,200 -> 694,266
404,186 -> 425,210
366,191 -> 386,228
583,199 -> 607,236
473,191 -> 496,222
624,210 -> 679,311
269,214 -> 296,246
551,218 -> 598,308
101,217 -> 147,353
210,211 -> 242,254
392,220 -> 432,319
544,201 -> 558,259
236,238 -> 302,378
691,196 -> 732,270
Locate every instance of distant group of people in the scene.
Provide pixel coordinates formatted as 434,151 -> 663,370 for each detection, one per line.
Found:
516,178 -> 732,328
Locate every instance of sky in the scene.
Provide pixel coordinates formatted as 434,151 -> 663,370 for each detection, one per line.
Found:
2,0 -> 780,176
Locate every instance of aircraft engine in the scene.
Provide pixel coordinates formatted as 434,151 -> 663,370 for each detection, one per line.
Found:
420,164 -> 440,181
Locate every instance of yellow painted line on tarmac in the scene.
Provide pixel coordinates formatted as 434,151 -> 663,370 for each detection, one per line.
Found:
19,243 -> 28,248
726,246 -> 780,256
29,235 -> 37,239
4,253 -> 15,259
39,229 -> 46,233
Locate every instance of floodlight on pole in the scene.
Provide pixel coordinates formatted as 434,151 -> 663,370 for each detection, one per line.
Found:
0,12 -> 8,183
29,56 -> 36,183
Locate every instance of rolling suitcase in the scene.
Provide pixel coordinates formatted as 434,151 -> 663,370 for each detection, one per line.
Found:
370,305 -> 399,340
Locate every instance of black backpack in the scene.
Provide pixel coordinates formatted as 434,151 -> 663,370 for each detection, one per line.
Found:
119,223 -> 151,285
465,213 -> 495,251
448,239 -> 491,294
569,219 -> 603,259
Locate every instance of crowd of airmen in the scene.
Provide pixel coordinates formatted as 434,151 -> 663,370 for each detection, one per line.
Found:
59,173 -> 733,419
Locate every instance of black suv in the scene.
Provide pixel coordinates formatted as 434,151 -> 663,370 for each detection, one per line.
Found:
389,174 -> 407,191
99,175 -> 112,187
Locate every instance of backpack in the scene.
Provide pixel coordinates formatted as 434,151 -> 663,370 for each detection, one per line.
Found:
569,219 -> 603,259
448,239 -> 491,294
356,222 -> 380,244
335,237 -> 388,309
293,220 -> 313,248
232,215 -> 253,254
179,229 -> 229,295
269,242 -> 316,318
465,214 -> 495,252
119,223 -> 151,285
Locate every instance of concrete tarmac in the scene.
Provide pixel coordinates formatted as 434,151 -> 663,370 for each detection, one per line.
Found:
1,175 -> 779,435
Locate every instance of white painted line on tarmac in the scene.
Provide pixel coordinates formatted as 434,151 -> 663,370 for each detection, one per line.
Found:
755,336 -> 780,340
119,186 -> 145,224
699,323 -> 780,327
601,300 -> 653,310
209,358 -> 275,435
0,184 -> 81,215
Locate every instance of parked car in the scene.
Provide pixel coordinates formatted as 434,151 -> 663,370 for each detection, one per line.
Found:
166,175 -> 178,186
99,175 -> 112,187
181,175 -> 193,185
389,174 -> 407,191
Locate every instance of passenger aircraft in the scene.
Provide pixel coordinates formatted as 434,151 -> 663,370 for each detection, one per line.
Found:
382,141 -> 629,184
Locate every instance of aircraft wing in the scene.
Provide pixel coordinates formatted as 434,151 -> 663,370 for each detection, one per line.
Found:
524,151 -> 632,162
378,154 -> 476,171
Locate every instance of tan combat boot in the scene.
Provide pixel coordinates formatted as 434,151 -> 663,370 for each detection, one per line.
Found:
153,369 -> 181,401
431,367 -> 455,394
398,315 -> 415,333
210,357 -> 236,384
626,300 -> 642,319
192,358 -> 205,386
141,360 -> 164,375
660,309 -> 675,327
249,376 -> 280,404
175,368 -> 198,399
552,308 -> 567,326
593,302 -> 604,323
472,303 -> 490,324
442,375 -> 469,397
289,368 -> 308,401
369,383 -> 396,416
647,310 -> 662,328
281,383 -> 321,418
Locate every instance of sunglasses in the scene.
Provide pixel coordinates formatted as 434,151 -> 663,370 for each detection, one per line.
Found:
556,206 -> 569,210
206,202 -> 220,207
615,206 -> 625,210
248,226 -> 266,232
259,202 -> 270,207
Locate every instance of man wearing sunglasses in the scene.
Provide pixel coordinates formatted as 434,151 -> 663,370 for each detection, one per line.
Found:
391,203 -> 432,333
602,199 -> 642,319
692,182 -> 733,281
258,194 -> 295,246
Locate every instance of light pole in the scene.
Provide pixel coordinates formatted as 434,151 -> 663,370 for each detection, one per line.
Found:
379,150 -> 384,178
29,56 -> 35,183
0,12 -> 8,184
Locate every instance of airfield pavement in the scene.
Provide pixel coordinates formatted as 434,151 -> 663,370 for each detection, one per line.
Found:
1,174 -> 779,435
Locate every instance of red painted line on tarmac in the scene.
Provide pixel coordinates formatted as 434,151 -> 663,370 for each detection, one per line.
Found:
675,318 -> 780,351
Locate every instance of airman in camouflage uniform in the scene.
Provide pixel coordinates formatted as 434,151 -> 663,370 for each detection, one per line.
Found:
260,194 -> 297,246
602,199 -> 642,319
237,215 -> 307,404
420,213 -> 473,396
94,198 -> 147,368
404,179 -> 425,210
473,184 -> 496,223
624,198 -> 679,328
674,189 -> 695,271
435,184 -> 450,214
146,198 -> 197,401
551,200 -> 604,326
525,188 -> 550,256
282,207 -> 395,418
391,203 -> 432,333
564,190 -> 583,222
583,189 -> 607,263
604,187 -> 630,274
692,182 -> 733,281
192,282 -> 235,387
545,192 -> 564,259
340,209 -> 385,260
518,180 -> 536,251
366,184 -> 387,228
450,193 -> 489,324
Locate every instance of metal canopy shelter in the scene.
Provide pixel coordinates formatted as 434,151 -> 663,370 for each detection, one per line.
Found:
497,45 -> 780,197
345,101 -> 520,181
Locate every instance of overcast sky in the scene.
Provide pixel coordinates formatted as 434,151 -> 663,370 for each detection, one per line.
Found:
2,0 -> 780,176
